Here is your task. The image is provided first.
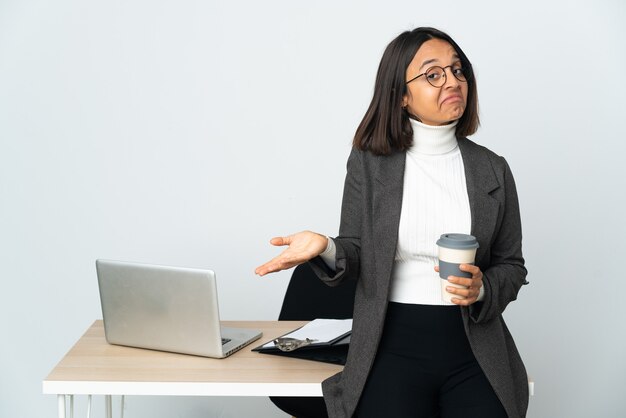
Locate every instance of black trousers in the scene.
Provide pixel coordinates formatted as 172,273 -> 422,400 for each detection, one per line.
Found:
355,302 -> 507,418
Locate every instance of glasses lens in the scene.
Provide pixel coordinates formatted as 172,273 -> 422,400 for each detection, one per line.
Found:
451,66 -> 468,82
425,66 -> 446,87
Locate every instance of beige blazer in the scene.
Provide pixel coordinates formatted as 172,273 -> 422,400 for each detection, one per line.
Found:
310,137 -> 529,418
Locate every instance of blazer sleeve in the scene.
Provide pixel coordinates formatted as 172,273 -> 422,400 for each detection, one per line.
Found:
469,157 -> 528,323
308,148 -> 362,286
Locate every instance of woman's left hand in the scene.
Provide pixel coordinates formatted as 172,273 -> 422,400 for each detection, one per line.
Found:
434,264 -> 483,306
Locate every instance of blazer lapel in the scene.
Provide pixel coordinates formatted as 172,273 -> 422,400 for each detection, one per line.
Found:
458,138 -> 501,266
372,151 -> 405,294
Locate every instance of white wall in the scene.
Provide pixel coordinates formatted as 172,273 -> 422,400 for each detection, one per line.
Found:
1,1 -> 624,417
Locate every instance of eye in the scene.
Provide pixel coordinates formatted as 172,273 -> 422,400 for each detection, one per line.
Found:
426,67 -> 444,80
452,67 -> 464,76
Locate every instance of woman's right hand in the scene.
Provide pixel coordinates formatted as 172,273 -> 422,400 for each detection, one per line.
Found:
254,231 -> 328,276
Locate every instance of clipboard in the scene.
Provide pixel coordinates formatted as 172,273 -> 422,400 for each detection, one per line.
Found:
252,319 -> 352,365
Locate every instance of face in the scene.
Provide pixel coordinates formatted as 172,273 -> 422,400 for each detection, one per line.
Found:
402,38 -> 468,126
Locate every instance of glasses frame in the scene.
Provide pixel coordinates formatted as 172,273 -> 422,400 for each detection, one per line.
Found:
405,64 -> 469,88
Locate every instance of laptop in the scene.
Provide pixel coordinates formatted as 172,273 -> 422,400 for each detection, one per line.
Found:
96,259 -> 262,358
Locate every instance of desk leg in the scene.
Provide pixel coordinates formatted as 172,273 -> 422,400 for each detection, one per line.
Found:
57,395 -> 65,418
105,395 -> 112,418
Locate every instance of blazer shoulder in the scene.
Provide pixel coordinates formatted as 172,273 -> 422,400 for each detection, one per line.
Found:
349,146 -> 406,159
347,146 -> 405,172
459,137 -> 509,173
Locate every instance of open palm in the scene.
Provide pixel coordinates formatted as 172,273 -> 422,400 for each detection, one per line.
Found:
255,231 -> 328,276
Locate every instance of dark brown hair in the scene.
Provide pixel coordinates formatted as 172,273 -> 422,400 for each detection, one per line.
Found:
353,27 -> 479,155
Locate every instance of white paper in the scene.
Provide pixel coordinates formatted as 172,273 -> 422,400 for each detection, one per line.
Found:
262,318 -> 352,349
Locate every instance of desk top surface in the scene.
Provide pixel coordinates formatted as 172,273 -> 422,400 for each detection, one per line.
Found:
43,320 -> 343,396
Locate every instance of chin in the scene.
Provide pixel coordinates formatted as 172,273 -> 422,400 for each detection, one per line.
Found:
447,109 -> 465,121
442,114 -> 462,124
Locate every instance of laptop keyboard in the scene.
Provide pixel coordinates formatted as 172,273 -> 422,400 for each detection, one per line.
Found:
221,338 -> 231,345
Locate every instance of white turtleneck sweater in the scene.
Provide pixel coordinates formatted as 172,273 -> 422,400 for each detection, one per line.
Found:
321,118 -> 483,305
389,119 -> 471,305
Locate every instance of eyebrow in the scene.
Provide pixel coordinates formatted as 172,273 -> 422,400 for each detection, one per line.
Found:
419,54 -> 461,71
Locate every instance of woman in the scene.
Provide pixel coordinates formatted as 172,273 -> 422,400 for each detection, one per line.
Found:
256,27 -> 529,418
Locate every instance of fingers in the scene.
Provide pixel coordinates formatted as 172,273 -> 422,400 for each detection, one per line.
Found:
450,264 -> 483,291
446,267 -> 482,305
255,254 -> 300,276
255,260 -> 292,276
254,260 -> 276,276
459,263 -> 480,275
446,283 -> 477,306
255,237 -> 290,275
255,243 -> 310,276
450,296 -> 476,306
269,236 -> 291,246
447,276 -> 473,288
446,283 -> 471,296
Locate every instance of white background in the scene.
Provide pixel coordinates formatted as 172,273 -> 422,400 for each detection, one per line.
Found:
1,1 -> 625,417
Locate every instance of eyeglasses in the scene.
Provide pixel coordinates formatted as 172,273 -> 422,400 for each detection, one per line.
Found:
406,65 -> 470,88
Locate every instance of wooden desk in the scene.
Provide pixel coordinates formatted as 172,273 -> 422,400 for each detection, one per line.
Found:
44,320 -> 343,417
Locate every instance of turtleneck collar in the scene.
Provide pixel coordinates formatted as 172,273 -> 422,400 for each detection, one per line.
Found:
408,118 -> 458,155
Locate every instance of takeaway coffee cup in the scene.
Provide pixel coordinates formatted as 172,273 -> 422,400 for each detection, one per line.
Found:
436,233 -> 480,303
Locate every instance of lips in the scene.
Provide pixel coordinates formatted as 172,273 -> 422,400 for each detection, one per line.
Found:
441,94 -> 463,105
